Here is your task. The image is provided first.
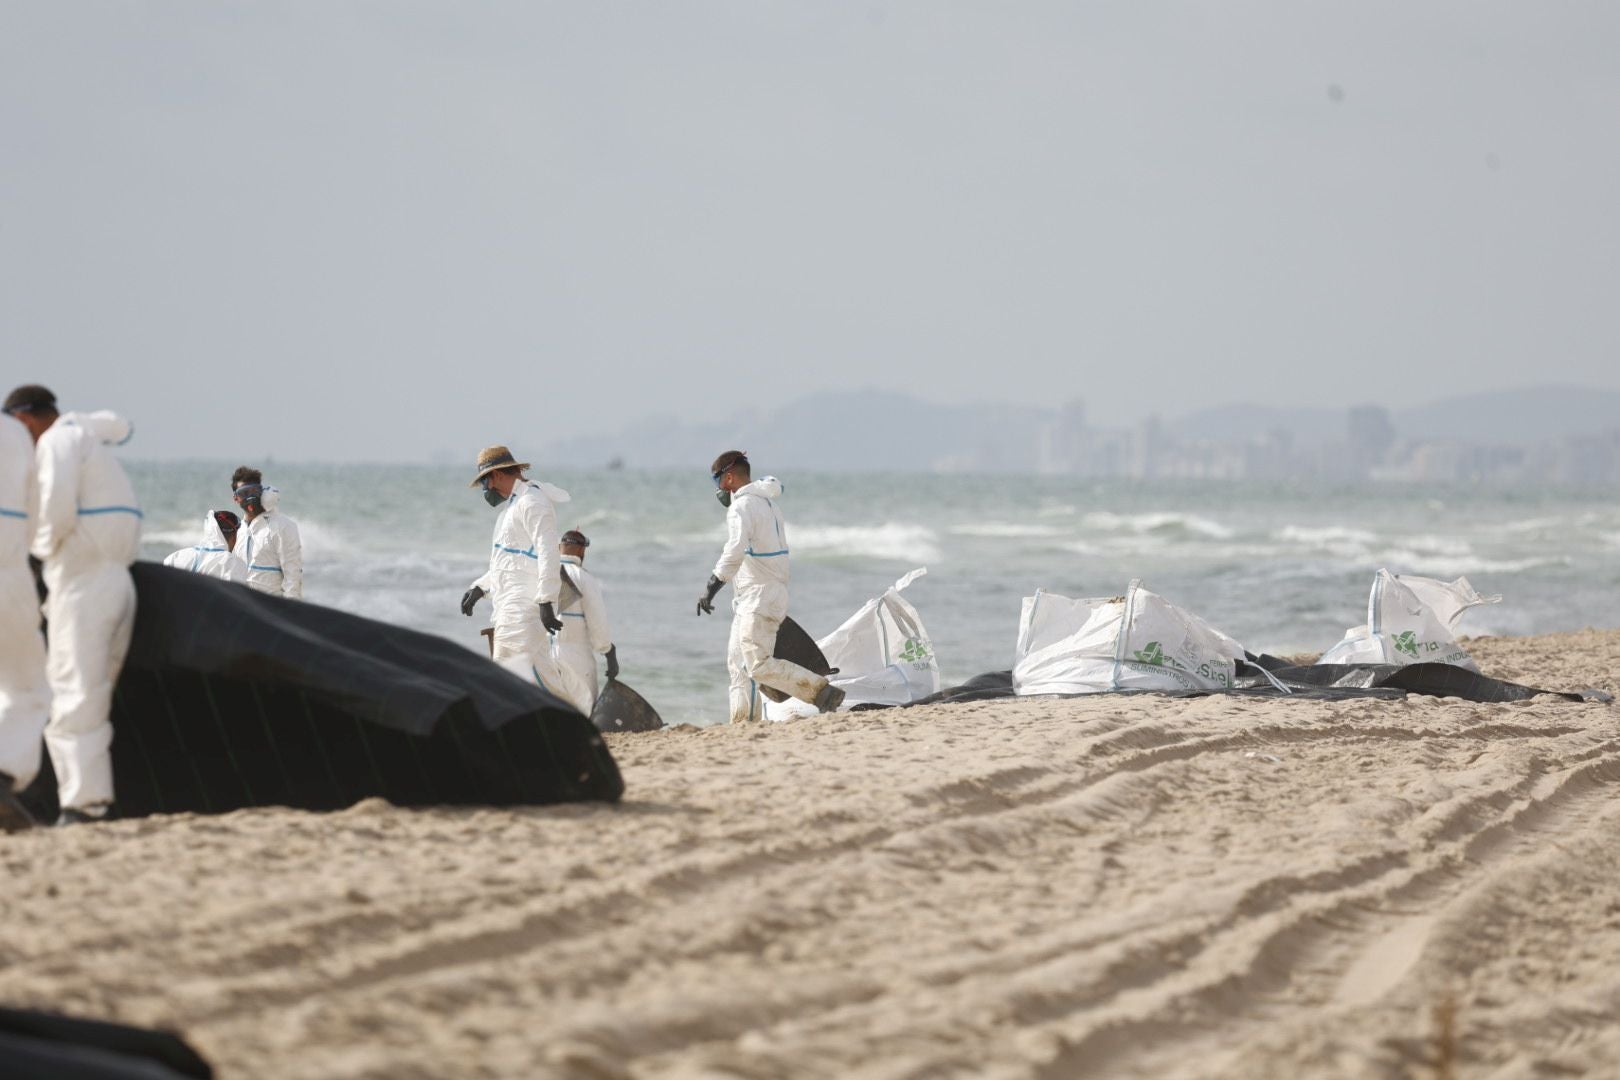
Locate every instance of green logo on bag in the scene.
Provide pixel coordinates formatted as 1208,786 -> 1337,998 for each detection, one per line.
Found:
1394,630 -> 1420,658
1131,641 -> 1190,672
900,637 -> 932,663
1133,641 -> 1166,666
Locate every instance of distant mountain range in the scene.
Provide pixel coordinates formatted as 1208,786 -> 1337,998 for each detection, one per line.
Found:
546,384 -> 1620,473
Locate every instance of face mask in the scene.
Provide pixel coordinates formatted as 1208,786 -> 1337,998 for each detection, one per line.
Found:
483,488 -> 507,508
716,489 -> 731,508
236,488 -> 263,512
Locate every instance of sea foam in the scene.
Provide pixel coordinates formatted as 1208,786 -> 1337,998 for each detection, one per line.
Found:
1080,511 -> 1236,540
790,523 -> 944,564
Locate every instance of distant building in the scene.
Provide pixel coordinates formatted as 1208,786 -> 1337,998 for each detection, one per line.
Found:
544,386 -> 1620,489
1129,416 -> 1164,480
1036,399 -> 1088,475
1347,405 -> 1395,470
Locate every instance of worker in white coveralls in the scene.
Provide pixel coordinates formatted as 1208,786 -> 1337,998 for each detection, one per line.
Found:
5,384 -> 141,826
696,450 -> 844,724
231,474 -> 303,598
0,404 -> 50,830
551,529 -> 619,715
459,446 -> 572,696
162,510 -> 250,583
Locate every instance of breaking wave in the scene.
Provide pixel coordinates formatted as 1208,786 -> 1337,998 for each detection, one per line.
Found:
948,523 -> 1065,539
791,523 -> 944,564
1274,525 -> 1380,549
1376,550 -> 1572,577
1271,526 -> 1567,575
1079,511 -> 1236,540
567,508 -> 623,528
141,526 -> 202,549
1500,516 -> 1564,534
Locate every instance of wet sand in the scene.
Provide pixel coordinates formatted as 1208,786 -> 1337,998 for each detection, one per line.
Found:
2,630 -> 1617,1078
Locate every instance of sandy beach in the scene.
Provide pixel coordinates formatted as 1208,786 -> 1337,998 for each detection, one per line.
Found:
3,630 -> 1618,1078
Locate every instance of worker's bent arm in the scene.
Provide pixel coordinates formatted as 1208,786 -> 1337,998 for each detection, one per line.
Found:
581,571 -> 613,654
280,518 -> 304,599
30,426 -> 80,561
524,493 -> 562,606
711,501 -> 747,582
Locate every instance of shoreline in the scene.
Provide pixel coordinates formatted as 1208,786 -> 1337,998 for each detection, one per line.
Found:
2,629 -> 1616,1077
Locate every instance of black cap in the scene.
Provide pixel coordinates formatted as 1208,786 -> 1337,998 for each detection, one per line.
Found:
561,530 -> 590,548
212,509 -> 241,534
3,384 -> 57,415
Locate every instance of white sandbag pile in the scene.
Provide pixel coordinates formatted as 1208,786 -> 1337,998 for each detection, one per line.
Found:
1319,569 -> 1500,671
768,568 -> 941,721
1013,579 -> 1247,695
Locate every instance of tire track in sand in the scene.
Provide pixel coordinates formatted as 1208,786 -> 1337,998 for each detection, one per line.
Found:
165,713 -> 1559,1019
1029,743 -> 1620,1078
263,726 -> 1618,1077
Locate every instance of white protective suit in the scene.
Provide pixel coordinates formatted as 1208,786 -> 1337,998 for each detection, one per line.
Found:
471,479 -> 572,696
163,513 -> 250,582
32,411 -> 141,811
712,477 -> 829,723
0,414 -> 49,791
552,555 -> 612,714
235,490 -> 303,598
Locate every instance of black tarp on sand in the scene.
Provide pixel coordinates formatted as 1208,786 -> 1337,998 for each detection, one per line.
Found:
855,659 -> 1595,710
24,563 -> 623,819
0,1006 -> 212,1079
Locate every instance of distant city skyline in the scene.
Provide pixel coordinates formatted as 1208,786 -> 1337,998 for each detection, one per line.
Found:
522,382 -> 1620,487
5,3 -> 1619,462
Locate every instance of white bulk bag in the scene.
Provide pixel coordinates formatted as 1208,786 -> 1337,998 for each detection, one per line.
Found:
766,568 -> 941,721
1318,569 -> 1499,671
1013,580 -> 1247,695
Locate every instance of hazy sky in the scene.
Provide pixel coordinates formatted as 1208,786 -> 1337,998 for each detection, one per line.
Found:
3,2 -> 1617,462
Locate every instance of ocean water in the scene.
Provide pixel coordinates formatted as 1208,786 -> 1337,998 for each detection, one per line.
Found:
131,463 -> 1620,727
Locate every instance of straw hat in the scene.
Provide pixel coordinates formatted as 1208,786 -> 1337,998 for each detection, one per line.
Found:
469,445 -> 531,487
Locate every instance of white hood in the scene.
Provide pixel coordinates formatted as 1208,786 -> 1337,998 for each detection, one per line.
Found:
738,476 -> 782,500
62,410 -> 133,446
198,511 -> 232,550
536,481 -> 571,504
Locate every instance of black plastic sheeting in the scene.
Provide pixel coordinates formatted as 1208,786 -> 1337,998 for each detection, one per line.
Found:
760,615 -> 835,704
23,562 -> 623,820
853,658 -> 1591,711
0,1006 -> 211,1079
590,679 -> 664,733
1253,659 -> 1592,702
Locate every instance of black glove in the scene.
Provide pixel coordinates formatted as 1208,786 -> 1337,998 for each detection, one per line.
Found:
539,601 -> 565,634
460,586 -> 485,617
696,574 -> 725,616
604,645 -> 620,681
